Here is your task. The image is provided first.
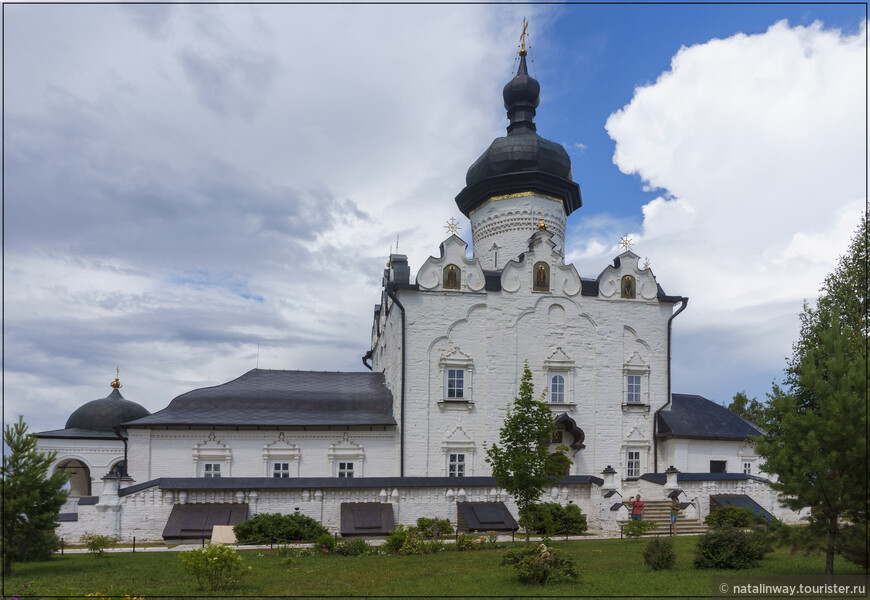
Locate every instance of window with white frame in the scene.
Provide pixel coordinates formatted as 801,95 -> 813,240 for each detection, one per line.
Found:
203,463 -> 221,478
626,374 -> 642,404
448,453 -> 466,477
550,374 -> 565,403
447,368 -> 465,399
743,461 -> 752,475
272,462 -> 291,478
338,461 -> 354,478
626,450 -> 640,478
439,349 -> 474,404
328,434 -> 365,478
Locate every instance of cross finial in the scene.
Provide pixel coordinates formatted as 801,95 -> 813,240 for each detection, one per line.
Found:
519,17 -> 529,56
445,217 -> 462,236
537,207 -> 547,231
111,367 -> 122,390
620,234 -> 633,251
643,257 -> 650,270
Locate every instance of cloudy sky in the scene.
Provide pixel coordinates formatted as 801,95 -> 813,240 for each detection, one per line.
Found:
4,3 -> 865,434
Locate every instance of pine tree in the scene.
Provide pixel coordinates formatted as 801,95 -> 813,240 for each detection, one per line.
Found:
1,416 -> 69,576
754,215 -> 868,581
485,363 -> 569,543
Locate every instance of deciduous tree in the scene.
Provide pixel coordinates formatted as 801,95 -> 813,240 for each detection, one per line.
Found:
486,363 -> 569,543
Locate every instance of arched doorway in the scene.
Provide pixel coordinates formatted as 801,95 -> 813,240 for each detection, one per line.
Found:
55,459 -> 91,497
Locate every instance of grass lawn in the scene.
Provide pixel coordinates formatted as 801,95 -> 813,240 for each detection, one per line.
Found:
4,536 -> 865,598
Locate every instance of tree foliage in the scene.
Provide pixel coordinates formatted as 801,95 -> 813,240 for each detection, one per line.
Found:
727,391 -> 768,430
485,363 -> 568,542
1,416 -> 69,576
754,214 -> 868,581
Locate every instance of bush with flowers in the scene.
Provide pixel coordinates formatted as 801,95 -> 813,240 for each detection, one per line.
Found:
500,542 -> 579,584
178,543 -> 249,591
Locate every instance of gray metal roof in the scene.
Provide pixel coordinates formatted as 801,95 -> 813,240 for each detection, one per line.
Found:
123,369 -> 396,428
657,394 -> 764,440
711,494 -> 774,521
119,475 -> 604,496
34,427 -> 126,440
65,388 -> 151,431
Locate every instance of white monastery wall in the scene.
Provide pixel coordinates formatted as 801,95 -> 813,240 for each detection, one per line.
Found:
39,438 -> 125,497
134,429 -> 397,480
658,438 -> 762,476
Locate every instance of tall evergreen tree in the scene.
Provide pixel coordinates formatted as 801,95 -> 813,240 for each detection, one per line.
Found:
1,416 -> 69,576
485,363 -> 569,543
755,215 -> 868,581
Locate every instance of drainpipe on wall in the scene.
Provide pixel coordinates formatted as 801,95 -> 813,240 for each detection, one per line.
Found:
385,283 -> 406,477
112,426 -> 129,478
654,297 -> 688,473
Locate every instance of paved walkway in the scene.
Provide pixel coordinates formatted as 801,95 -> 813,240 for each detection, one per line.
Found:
57,529 -> 704,554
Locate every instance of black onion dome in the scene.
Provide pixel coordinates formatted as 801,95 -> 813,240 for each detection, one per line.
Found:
456,53 -> 581,218
64,388 -> 151,431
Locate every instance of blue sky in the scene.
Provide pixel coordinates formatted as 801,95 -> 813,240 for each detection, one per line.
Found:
3,3 -> 866,434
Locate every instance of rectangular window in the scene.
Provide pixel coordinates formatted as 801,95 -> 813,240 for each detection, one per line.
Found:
626,375 -> 642,404
447,369 -> 465,399
448,453 -> 465,477
550,375 -> 565,403
272,462 -> 290,478
338,461 -> 354,478
203,463 -> 221,478
743,462 -> 752,475
626,451 -> 640,478
710,460 -> 727,473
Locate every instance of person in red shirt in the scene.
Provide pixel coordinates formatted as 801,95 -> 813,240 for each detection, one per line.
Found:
631,494 -> 645,520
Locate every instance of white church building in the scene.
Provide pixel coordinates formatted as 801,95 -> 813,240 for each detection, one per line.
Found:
36,48 -> 793,542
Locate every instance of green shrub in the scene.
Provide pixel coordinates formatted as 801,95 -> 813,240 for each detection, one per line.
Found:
383,524 -> 415,554
233,512 -> 328,544
643,537 -> 676,570
693,528 -> 771,569
622,519 -> 658,538
521,503 -> 588,535
416,517 -> 453,538
315,533 -> 335,554
500,542 -> 579,584
80,533 -> 118,557
178,543 -> 249,590
334,538 -> 372,556
454,533 -> 478,551
705,506 -> 766,529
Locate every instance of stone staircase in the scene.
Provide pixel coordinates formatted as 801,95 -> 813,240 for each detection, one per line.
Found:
620,500 -> 708,536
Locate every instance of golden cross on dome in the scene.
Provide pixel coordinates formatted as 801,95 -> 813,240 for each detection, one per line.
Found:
111,367 -> 122,389
537,207 -> 547,231
519,17 -> 529,56
445,217 -> 462,235
620,234 -> 633,251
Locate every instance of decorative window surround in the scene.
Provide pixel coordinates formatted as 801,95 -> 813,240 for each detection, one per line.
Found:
441,426 -> 475,477
328,433 -> 364,478
192,433 -> 232,477
544,347 -> 575,406
439,348 -> 474,408
622,360 -> 650,408
262,433 -> 301,477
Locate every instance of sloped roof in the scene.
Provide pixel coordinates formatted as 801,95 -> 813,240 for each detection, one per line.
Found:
657,394 -> 763,440
124,369 -> 396,428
